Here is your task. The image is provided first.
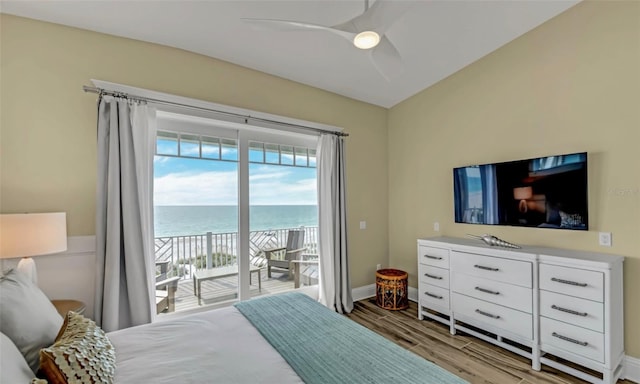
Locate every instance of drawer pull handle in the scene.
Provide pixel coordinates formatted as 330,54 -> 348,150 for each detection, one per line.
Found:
551,277 -> 587,287
425,292 -> 443,300
552,332 -> 588,347
424,273 -> 443,280
425,255 -> 443,260
474,264 -> 499,272
551,305 -> 588,317
475,286 -> 500,295
475,309 -> 500,319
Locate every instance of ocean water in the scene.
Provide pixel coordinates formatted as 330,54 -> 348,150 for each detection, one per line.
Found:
154,205 -> 318,237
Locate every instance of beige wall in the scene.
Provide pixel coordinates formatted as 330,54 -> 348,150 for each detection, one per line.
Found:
388,1 -> 640,357
0,14 -> 389,289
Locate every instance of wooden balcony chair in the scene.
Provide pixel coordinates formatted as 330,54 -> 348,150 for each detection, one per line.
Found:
155,276 -> 180,314
263,229 -> 306,279
156,259 -> 170,280
291,253 -> 319,288
155,269 -> 180,314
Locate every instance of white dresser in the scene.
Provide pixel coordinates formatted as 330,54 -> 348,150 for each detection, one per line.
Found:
418,243 -> 451,324
417,237 -> 625,384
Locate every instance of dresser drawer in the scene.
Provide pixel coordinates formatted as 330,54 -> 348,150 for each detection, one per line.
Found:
452,293 -> 532,340
539,264 -> 603,302
419,246 -> 450,269
451,251 -> 532,288
419,264 -> 449,289
541,317 -> 604,363
540,290 -> 603,333
420,284 -> 450,310
451,273 -> 532,313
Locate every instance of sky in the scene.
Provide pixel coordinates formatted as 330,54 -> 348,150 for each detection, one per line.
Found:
153,156 -> 318,206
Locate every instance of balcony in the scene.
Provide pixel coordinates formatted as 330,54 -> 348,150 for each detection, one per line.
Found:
155,227 -> 319,313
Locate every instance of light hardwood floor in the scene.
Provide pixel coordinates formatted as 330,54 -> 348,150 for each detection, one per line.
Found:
347,299 -> 635,384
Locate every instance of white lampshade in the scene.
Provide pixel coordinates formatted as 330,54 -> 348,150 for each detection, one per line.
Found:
0,212 -> 67,284
513,187 -> 533,201
512,187 -> 533,214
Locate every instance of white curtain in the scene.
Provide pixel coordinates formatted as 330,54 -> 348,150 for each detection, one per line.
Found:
317,134 -> 353,314
94,96 -> 157,332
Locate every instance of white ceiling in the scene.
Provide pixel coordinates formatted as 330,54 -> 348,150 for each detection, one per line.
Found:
1,0 -> 579,108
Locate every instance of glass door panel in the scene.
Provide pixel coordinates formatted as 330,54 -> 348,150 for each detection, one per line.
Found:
248,140 -> 319,298
153,114 -> 320,314
154,124 -> 240,313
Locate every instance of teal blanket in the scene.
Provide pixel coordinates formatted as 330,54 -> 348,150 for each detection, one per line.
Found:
234,292 -> 468,384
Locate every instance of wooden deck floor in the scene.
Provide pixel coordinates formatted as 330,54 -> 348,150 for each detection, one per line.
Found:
167,268 -> 310,313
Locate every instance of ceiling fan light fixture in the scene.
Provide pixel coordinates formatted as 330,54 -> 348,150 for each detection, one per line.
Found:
353,31 -> 380,49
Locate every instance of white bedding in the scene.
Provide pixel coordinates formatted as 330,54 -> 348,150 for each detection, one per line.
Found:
108,306 -> 303,383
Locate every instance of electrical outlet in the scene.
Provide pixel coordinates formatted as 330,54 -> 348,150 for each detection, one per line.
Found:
376,264 -> 381,270
433,222 -> 440,232
599,232 -> 612,247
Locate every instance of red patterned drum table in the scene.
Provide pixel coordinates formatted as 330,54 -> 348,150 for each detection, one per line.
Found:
375,268 -> 408,310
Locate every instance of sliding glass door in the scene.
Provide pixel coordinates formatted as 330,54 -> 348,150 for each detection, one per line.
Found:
153,113 -> 318,313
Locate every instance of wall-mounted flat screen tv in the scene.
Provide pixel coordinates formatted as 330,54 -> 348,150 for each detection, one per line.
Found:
453,152 -> 588,230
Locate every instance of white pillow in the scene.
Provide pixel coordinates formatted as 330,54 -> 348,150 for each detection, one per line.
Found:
0,331 -> 36,383
0,269 -> 63,373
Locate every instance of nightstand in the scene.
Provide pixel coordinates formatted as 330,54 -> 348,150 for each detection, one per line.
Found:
51,299 -> 86,317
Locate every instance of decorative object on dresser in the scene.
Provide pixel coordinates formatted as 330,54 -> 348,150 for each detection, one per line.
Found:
417,236 -> 625,384
0,213 -> 67,285
466,233 -> 521,249
375,268 -> 408,310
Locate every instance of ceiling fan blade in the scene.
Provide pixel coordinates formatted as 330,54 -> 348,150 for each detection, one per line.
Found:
241,18 -> 356,42
333,0 -> 414,35
370,35 -> 403,81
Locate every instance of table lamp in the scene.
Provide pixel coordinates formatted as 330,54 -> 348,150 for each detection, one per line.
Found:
0,212 -> 67,285
513,187 -> 533,213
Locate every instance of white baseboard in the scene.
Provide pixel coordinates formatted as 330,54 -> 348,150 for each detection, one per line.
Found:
625,354 -> 640,382
408,286 -> 418,302
352,284 -> 375,301
351,284 -> 419,303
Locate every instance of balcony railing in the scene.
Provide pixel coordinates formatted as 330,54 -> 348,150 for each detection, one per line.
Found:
155,226 -> 318,280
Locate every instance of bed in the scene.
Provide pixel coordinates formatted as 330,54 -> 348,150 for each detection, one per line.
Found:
1,268 -> 468,384
109,304 -> 303,383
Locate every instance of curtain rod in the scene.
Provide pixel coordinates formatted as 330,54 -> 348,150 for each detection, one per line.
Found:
82,86 -> 348,137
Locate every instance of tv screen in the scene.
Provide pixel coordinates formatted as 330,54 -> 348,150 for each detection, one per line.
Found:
453,152 -> 588,230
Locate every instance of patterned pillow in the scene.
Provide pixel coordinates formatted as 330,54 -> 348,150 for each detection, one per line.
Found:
38,312 -> 116,384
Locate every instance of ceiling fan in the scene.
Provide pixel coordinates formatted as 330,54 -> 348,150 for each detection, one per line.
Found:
241,0 -> 413,81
